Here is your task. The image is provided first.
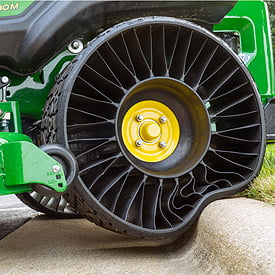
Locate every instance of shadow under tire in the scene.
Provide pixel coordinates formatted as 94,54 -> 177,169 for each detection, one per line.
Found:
41,17 -> 265,238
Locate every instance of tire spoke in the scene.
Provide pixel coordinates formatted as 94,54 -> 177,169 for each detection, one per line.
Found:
68,107 -> 109,122
209,94 -> 253,116
123,28 -> 151,80
205,67 -> 240,101
151,24 -> 167,76
169,29 -> 193,79
114,171 -> 145,220
79,153 -> 121,175
192,45 -> 219,89
98,42 -> 137,89
76,76 -> 114,103
95,166 -> 133,201
183,38 -> 208,80
142,177 -> 160,229
84,63 -> 124,91
109,167 -> 135,212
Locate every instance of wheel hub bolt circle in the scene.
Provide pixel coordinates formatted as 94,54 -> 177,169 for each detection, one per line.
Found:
159,141 -> 167,148
52,165 -> 61,173
136,140 -> 143,147
136,114 -> 144,122
159,116 -> 167,123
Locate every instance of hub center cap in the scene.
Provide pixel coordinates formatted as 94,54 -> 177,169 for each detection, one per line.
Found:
139,121 -> 161,143
121,100 -> 180,162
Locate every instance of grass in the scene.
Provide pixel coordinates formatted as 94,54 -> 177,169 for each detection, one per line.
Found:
240,144 -> 275,205
239,1 -> 275,205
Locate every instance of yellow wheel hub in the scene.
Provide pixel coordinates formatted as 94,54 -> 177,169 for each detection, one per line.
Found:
122,100 -> 180,162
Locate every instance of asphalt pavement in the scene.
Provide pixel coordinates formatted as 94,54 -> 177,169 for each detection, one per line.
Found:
0,195 -> 37,239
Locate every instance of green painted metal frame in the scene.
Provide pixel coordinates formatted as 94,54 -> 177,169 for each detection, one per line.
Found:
0,51 -> 75,119
0,101 -> 67,195
214,0 -> 275,103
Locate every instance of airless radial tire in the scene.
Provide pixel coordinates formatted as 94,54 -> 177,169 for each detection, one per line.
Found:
41,17 -> 265,239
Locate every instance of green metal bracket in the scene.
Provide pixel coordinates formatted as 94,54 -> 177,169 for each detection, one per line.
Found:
0,100 -> 68,196
214,0 -> 275,103
0,136 -> 67,196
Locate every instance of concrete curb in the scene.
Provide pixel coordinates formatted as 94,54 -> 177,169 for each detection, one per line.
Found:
0,197 -> 274,274
175,198 -> 275,274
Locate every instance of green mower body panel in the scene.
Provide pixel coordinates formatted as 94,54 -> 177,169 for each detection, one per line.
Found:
215,0 -> 275,102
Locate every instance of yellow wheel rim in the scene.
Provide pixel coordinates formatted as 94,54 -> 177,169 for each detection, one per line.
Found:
122,100 -> 180,162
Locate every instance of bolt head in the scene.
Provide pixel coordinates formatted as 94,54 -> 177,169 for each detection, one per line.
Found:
68,39 -> 84,54
159,116 -> 167,123
52,165 -> 61,173
159,141 -> 167,148
72,41 -> 79,49
1,76 -> 9,84
136,140 -> 143,147
136,114 -> 144,122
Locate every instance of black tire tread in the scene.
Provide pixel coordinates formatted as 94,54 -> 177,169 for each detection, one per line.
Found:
41,58 -> 126,235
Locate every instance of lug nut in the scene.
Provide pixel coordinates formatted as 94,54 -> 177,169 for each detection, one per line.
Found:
136,140 -> 143,147
52,165 -> 61,173
159,116 -> 167,123
159,141 -> 167,148
136,114 -> 144,122
1,76 -> 9,84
